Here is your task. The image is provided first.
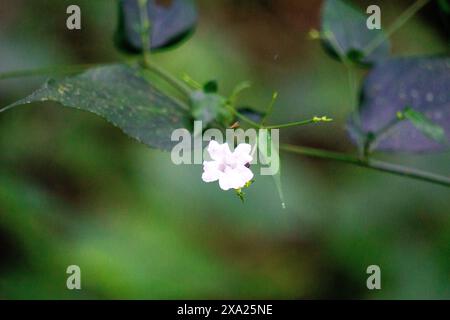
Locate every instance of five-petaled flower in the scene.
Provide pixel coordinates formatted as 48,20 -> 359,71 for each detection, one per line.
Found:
202,140 -> 254,191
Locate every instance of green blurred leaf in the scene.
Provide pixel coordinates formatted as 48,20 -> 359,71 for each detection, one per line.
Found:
402,107 -> 447,144
438,0 -> 450,14
3,64 -> 192,151
320,0 -> 390,65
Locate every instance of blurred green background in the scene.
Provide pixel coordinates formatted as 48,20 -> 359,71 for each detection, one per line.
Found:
0,0 -> 449,299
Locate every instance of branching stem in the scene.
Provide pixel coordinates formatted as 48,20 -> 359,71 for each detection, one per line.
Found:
280,144 -> 450,188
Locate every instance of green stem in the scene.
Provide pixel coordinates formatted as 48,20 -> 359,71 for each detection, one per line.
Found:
228,81 -> 252,109
227,105 -> 331,130
365,116 -> 405,155
265,117 -> 331,129
280,143 -> 450,188
138,0 -> 152,67
324,30 -> 361,127
225,104 -> 263,128
138,0 -> 191,97
261,92 -> 278,126
136,0 -> 191,98
265,119 -> 315,129
141,60 -> 192,98
346,66 -> 360,126
363,0 -> 431,57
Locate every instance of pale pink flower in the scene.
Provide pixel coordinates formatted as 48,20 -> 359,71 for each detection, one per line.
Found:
202,140 -> 253,191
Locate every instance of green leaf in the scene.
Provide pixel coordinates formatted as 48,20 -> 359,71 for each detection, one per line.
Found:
402,107 -> 447,145
2,64 -> 192,151
320,0 -> 390,66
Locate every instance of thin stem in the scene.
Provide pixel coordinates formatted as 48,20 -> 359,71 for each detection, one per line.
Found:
346,66 -> 359,112
182,73 -> 202,90
261,92 -> 278,126
367,160 -> 450,188
346,67 -> 356,104
363,0 -> 431,57
346,65 -> 363,133
280,143 -> 450,188
136,1 -> 191,98
366,116 -> 404,155
265,119 -> 315,129
324,30 -> 361,127
141,60 -> 192,98
227,104 -> 332,130
265,116 -> 332,129
225,104 -> 263,128
324,30 -> 350,63
281,144 -> 362,164
229,81 -> 252,109
138,0 -> 152,67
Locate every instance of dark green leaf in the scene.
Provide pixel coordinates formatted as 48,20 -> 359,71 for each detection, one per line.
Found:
320,0 -> 390,65
115,0 -> 198,53
349,57 -> 450,152
402,107 -> 447,144
3,64 -> 192,151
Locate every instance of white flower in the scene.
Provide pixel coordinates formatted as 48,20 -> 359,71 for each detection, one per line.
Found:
202,140 -> 254,191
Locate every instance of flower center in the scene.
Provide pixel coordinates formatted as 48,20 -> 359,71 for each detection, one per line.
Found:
218,159 -> 238,172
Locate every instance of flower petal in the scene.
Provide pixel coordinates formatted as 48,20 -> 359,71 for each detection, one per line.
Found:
207,140 -> 231,161
218,176 -> 232,190
233,143 -> 253,165
218,166 -> 253,190
235,165 -> 254,184
218,171 -> 238,190
202,161 -> 222,183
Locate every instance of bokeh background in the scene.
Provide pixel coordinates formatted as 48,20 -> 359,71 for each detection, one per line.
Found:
0,0 -> 449,299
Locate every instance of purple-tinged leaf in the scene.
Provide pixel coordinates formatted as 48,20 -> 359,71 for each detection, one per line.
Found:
350,57 -> 450,152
